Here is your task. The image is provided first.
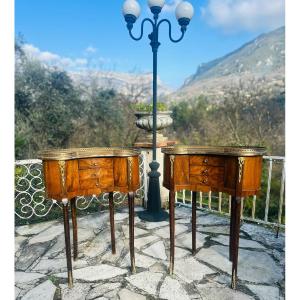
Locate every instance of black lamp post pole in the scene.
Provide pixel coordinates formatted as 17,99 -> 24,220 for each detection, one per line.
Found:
124,7 -> 190,221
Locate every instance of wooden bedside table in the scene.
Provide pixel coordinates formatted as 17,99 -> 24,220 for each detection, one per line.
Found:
38,147 -> 140,287
162,146 -> 266,289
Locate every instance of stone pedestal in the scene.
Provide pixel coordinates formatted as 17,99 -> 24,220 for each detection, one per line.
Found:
137,141 -> 176,209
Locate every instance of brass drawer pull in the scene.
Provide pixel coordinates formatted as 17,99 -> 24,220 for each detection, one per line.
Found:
203,158 -> 209,164
95,182 -> 99,187
92,162 -> 98,166
202,178 -> 208,184
92,173 -> 97,177
202,169 -> 208,175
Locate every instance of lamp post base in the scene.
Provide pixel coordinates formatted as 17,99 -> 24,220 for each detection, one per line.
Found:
138,209 -> 169,222
138,160 -> 169,222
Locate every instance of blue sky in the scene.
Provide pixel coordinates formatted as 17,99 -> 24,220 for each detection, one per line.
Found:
15,0 -> 285,88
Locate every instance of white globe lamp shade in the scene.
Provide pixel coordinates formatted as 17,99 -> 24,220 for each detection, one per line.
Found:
147,0 -> 165,8
175,1 -> 194,20
122,0 -> 141,19
148,0 -> 165,15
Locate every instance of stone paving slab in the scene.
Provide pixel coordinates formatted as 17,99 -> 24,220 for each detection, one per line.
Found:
16,242 -> 51,271
246,284 -> 281,300
159,276 -> 190,300
15,236 -> 27,255
125,271 -> 163,296
197,225 -> 230,235
32,257 -> 88,273
121,253 -> 157,269
154,224 -> 189,239
197,245 -> 283,284
86,282 -> 121,300
55,264 -> 127,281
212,235 -> 266,249
174,247 -> 191,258
197,214 -> 230,226
21,280 -> 56,300
141,220 -> 169,230
175,217 -> 191,224
176,232 -> 207,249
60,283 -> 91,300
118,288 -> 146,300
15,271 -> 45,284
195,282 -> 254,300
173,257 -> 215,283
15,207 -> 285,300
241,223 -> 285,250
122,225 -> 148,239
134,235 -> 160,249
28,223 -> 64,245
142,241 -> 167,260
15,220 -> 57,236
76,212 -> 108,230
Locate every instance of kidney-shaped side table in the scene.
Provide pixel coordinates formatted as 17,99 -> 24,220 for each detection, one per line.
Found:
162,146 -> 266,289
38,147 -> 140,287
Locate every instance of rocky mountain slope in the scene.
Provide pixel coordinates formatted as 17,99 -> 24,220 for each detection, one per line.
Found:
70,70 -> 172,101
174,27 -> 285,101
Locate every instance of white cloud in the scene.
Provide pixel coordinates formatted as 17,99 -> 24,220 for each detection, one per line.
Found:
22,44 -> 88,69
201,0 -> 285,33
85,46 -> 97,53
163,0 -> 181,13
38,51 -> 60,62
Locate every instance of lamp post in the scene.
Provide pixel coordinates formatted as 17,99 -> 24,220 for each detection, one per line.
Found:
122,0 -> 194,221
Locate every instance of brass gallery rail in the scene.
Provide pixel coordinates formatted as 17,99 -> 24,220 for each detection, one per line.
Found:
15,155 -> 285,231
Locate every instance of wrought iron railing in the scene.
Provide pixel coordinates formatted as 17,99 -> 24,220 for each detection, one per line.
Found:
175,156 -> 285,232
15,153 -> 148,222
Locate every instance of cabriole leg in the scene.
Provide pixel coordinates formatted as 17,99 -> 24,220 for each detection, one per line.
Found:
128,192 -> 135,273
169,191 -> 175,275
231,197 -> 242,289
62,199 -> 73,288
109,192 -> 116,254
192,191 -> 197,255
70,198 -> 78,261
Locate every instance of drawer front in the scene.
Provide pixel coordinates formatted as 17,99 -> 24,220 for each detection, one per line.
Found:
189,155 -> 225,167
190,166 -> 224,177
79,169 -> 101,181
78,158 -> 113,169
79,178 -> 100,190
190,175 -> 224,187
190,166 -> 224,187
79,168 -> 114,190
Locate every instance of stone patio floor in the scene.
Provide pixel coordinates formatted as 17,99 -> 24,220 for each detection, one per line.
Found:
15,206 -> 285,300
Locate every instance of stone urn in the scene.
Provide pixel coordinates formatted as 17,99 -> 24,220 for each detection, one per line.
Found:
134,111 -> 173,145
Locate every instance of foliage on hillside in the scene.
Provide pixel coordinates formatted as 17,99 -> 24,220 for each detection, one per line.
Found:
169,79 -> 285,155
15,40 -> 140,159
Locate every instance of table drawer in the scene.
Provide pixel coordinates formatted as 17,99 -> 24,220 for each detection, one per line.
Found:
79,168 -> 114,189
189,156 -> 225,167
79,169 -> 101,181
79,178 -> 100,190
78,158 -> 113,169
190,166 -> 224,187
190,175 -> 224,187
190,166 -> 224,177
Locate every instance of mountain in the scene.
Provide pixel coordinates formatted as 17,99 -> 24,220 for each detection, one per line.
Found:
174,27 -> 285,101
70,70 -> 172,101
